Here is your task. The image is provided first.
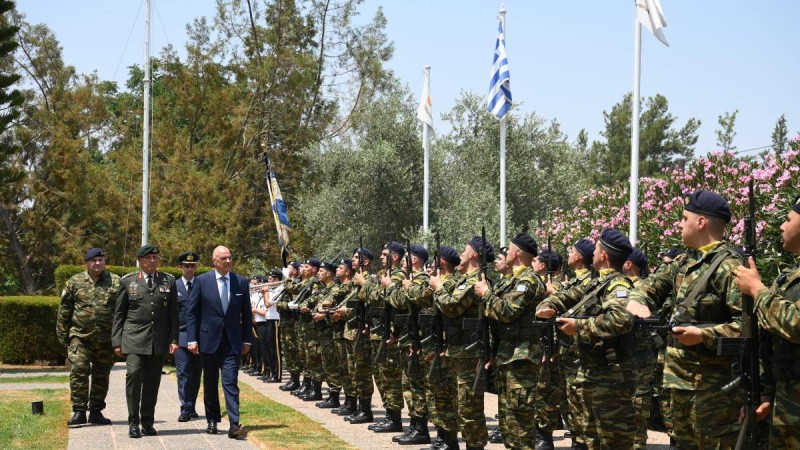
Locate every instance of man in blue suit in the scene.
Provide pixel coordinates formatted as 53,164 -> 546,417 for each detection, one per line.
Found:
175,251 -> 202,422
187,246 -> 252,439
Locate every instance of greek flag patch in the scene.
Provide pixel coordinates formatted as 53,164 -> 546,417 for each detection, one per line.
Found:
516,284 -> 526,292
616,290 -> 628,298
457,284 -> 467,290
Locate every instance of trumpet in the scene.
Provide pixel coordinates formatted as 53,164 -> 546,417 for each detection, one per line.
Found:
248,281 -> 280,292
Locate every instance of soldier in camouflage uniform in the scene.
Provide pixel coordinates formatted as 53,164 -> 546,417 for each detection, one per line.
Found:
57,247 -> 121,427
537,229 -> 637,449
433,236 -> 495,450
477,233 -> 546,450
290,259 -> 323,398
357,242 -> 406,433
487,247 -> 513,445
276,262 -> 302,391
314,260 -> 352,409
299,258 -> 331,402
627,190 -> 744,449
735,194 -> 800,449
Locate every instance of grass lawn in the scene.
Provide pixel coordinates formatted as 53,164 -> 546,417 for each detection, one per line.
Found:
0,375 -> 69,384
0,388 -> 69,449
0,364 -> 68,374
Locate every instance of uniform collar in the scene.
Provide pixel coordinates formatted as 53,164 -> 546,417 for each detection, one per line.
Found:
574,268 -> 589,278
697,241 -> 722,256
598,268 -> 617,278
512,264 -> 527,278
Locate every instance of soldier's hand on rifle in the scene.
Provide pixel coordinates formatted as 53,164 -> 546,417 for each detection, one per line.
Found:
545,274 -> 555,295
734,257 -> 767,297
474,274 -> 489,297
671,325 -> 703,346
402,279 -> 412,290
555,317 -> 577,336
740,396 -> 772,423
536,308 -> 557,319
429,276 -> 441,290
332,306 -> 347,320
354,272 -> 367,286
380,275 -> 392,287
313,312 -> 325,321
300,306 -> 310,313
626,300 -> 652,318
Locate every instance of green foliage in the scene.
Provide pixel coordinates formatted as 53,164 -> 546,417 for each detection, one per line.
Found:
771,113 -> 788,155
715,110 -> 739,151
54,265 -> 213,293
0,296 -> 62,364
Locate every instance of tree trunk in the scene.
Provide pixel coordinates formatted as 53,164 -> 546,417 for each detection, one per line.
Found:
0,205 -> 35,293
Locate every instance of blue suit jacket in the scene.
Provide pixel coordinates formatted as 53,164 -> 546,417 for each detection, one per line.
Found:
186,270 -> 253,355
177,278 -> 191,347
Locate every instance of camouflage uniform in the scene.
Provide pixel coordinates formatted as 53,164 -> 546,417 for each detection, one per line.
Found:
342,279 -> 374,400
534,273 -> 568,438
427,272 -> 460,434
434,268 -> 488,448
628,275 -> 659,450
629,242 -> 743,449
320,280 -> 351,395
57,270 -> 122,413
300,279 -> 335,383
276,277 -> 303,378
755,263 -> 800,449
540,269 -> 637,449
484,265 -> 547,450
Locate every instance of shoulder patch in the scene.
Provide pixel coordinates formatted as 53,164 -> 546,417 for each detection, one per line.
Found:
457,284 -> 467,290
616,290 -> 628,298
61,289 -> 67,298
515,284 -> 527,293
121,272 -> 138,280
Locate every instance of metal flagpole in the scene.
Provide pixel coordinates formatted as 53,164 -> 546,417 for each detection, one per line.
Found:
499,6 -> 507,246
422,65 -> 431,234
630,7 -> 642,247
141,0 -> 151,248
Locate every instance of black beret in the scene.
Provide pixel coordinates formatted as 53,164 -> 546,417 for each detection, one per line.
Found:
340,259 -> 355,271
353,247 -> 374,261
409,244 -> 429,262
496,246 -> 509,257
136,244 -> 160,258
290,261 -> 301,270
84,247 -> 106,261
627,248 -> 648,271
468,235 -> 496,262
598,229 -> 633,259
683,190 -> 732,223
177,251 -> 199,264
386,241 -> 405,256
439,246 -> 461,267
305,258 -> 321,269
320,261 -> 337,272
574,239 -> 595,264
538,250 -> 562,272
663,247 -> 685,260
511,233 -> 538,256
269,269 -> 284,280
793,195 -> 800,215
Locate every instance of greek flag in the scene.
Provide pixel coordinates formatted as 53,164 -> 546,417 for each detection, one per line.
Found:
265,155 -> 291,260
487,20 -> 512,119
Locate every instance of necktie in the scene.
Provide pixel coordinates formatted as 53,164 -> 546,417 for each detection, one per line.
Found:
186,280 -> 193,294
147,275 -> 153,289
220,276 -> 229,314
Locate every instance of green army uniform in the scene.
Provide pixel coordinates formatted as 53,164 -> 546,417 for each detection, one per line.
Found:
57,270 -> 122,414
484,265 -> 547,450
294,278 -> 323,391
341,278 -> 374,407
428,272 -> 461,437
629,241 -> 743,449
755,262 -> 800,448
539,269 -> 637,449
434,268 -> 487,448
319,279 -> 351,403
300,280 -> 334,390
112,271 -> 179,427
276,277 -> 302,387
534,273 -> 569,440
628,275 -> 659,450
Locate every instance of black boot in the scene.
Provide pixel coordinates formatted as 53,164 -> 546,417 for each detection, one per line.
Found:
349,398 -> 374,424
302,380 -> 323,401
292,378 -> 311,396
316,390 -> 340,408
67,411 -> 87,427
422,426 -> 445,450
87,410 -> 112,425
488,425 -> 503,443
571,437 -> 588,450
334,395 -> 356,415
535,427 -> 554,450
397,416 -> 431,445
280,373 -> 300,391
372,409 -> 402,433
392,417 -> 416,442
441,429 -> 460,450
669,437 -> 677,450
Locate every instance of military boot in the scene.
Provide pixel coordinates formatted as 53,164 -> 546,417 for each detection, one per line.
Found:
570,437 -> 588,450
302,380 -> 323,401
372,409 -> 402,433
397,416 -> 431,445
292,378 -> 311,396
279,373 -> 300,391
441,429 -> 461,450
349,398 -> 374,424
535,427 -> 554,450
488,426 -> 503,443
88,410 -> 112,425
333,395 -> 356,415
316,390 -> 340,408
421,426 -> 445,450
67,411 -> 87,427
392,417 -> 416,442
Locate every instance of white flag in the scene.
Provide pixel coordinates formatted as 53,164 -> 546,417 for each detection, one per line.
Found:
417,71 -> 433,128
636,0 -> 669,47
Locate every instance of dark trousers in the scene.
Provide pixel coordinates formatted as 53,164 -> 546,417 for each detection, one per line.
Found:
203,334 -> 241,424
175,346 -> 203,414
125,353 -> 165,426
263,320 -> 280,380
254,322 -> 266,373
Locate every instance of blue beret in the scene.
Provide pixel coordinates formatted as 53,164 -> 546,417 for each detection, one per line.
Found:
177,251 -> 199,264
353,247 -> 374,261
511,233 -> 538,256
84,247 -> 106,261
305,258 -> 321,269
439,246 -> 461,267
320,261 -> 337,272
269,269 -> 284,280
340,259 -> 355,270
598,229 -> 633,259
468,236 -> 495,262
136,245 -> 160,258
684,190 -> 732,223
386,241 -> 405,256
538,250 -> 562,272
793,195 -> 800,215
409,244 -> 429,262
290,261 -> 301,270
574,239 -> 595,264
627,248 -> 648,271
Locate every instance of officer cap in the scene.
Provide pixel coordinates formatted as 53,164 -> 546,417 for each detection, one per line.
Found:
627,248 -> 648,271
386,241 -> 405,256
683,190 -> 732,223
439,246 -> 461,267
353,247 -> 374,261
598,229 -> 633,259
177,251 -> 199,265
269,269 -> 284,280
511,233 -> 538,256
574,239 -> 595,263
136,244 -> 160,258
320,261 -> 337,272
84,247 -> 106,261
305,258 -> 321,269
538,250 -> 562,272
793,195 -> 800,215
468,236 -> 496,262
662,247 -> 685,260
409,244 -> 429,263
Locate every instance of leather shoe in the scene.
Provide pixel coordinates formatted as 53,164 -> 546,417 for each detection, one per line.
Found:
190,412 -> 199,419
228,423 -> 248,439
128,424 -> 142,439
267,377 -> 279,383
67,411 -> 87,427
142,425 -> 157,436
207,421 -> 218,434
178,412 -> 192,422
87,411 -> 111,425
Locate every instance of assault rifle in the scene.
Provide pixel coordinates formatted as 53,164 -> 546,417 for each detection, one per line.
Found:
352,238 -> 370,350
404,239 -> 422,375
374,244 -> 395,365
428,230 -> 445,381
467,225 -> 490,393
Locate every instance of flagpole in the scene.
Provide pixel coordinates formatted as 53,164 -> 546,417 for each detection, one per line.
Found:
422,65 -> 431,234
499,6 -> 507,246
630,8 -> 642,247
141,0 -> 151,249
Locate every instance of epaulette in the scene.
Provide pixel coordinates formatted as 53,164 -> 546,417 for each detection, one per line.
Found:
121,272 -> 138,280
160,271 -> 176,281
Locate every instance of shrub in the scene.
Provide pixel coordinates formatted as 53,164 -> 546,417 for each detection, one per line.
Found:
0,296 -> 63,364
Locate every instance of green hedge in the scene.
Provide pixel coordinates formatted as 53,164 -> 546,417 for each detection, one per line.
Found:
55,264 -> 213,292
0,296 -> 63,364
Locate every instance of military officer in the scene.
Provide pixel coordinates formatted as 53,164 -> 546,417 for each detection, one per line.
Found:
175,251 -> 202,422
57,247 -> 121,427
112,245 -> 179,439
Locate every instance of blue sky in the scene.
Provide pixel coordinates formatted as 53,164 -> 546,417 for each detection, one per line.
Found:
18,1 -> 800,155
